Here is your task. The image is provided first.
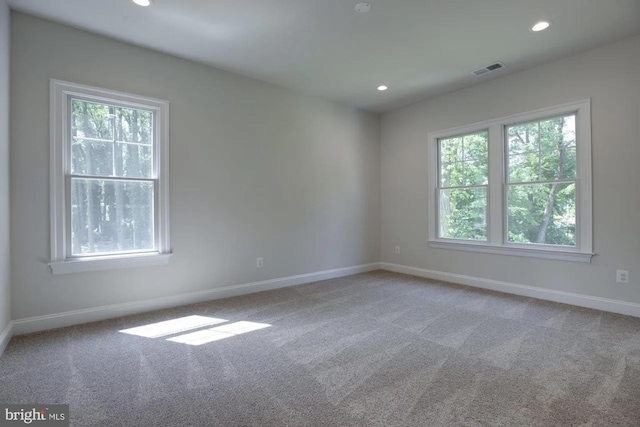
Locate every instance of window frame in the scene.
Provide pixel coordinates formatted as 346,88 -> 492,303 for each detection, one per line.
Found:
49,80 -> 171,274
435,129 -> 490,242
428,100 -> 593,263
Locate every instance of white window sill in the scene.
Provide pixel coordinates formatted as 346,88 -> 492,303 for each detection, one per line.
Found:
49,253 -> 172,275
428,240 -> 594,263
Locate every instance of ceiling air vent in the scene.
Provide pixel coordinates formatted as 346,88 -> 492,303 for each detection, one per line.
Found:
472,62 -> 505,76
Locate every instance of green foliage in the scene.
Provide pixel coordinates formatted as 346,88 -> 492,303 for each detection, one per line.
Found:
439,187 -> 487,240
438,115 -> 577,246
70,99 -> 155,255
507,183 -> 575,246
439,132 -> 488,240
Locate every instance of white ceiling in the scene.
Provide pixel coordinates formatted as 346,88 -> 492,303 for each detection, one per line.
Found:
8,0 -> 640,112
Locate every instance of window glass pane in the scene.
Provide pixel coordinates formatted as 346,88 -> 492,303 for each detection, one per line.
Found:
440,136 -> 462,163
71,179 -> 154,255
439,132 -> 488,187
507,182 -> 575,246
539,148 -> 576,180
507,121 -> 538,155
440,161 -> 464,187
115,107 -> 153,145
462,133 -> 488,163
539,115 -> 575,152
464,160 -> 488,186
440,161 -> 488,188
508,152 -> 538,183
507,114 -> 576,183
71,99 -> 114,141
439,187 -> 487,241
114,143 -> 153,178
71,140 -> 114,176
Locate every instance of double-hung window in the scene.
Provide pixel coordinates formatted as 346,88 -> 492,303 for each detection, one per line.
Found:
506,115 -> 577,246
429,100 -> 593,262
437,131 -> 489,241
50,80 -> 171,274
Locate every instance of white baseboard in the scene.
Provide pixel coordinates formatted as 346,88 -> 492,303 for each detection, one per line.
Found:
10,260 -> 638,339
380,262 -> 640,318
11,263 -> 380,336
0,321 -> 12,357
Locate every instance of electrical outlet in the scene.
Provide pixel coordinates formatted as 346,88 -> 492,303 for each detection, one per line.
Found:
256,257 -> 264,268
395,246 -> 400,255
616,270 -> 629,284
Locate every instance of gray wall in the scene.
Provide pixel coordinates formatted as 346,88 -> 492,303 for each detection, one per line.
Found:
381,34 -> 640,304
0,0 -> 10,332
10,13 -> 380,320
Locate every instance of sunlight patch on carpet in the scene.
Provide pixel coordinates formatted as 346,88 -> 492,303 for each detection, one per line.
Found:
167,321 -> 271,346
119,315 -> 228,338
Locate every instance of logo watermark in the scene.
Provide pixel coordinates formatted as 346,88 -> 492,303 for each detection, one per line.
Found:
1,405 -> 69,426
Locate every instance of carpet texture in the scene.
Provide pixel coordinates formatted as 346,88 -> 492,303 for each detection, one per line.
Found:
1,271 -> 640,426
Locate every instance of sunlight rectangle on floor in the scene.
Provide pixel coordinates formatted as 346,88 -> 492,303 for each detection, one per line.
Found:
119,315 -> 228,338
167,321 -> 271,346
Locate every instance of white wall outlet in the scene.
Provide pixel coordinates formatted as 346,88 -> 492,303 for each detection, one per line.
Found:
395,246 -> 400,255
616,270 -> 629,284
256,257 -> 264,268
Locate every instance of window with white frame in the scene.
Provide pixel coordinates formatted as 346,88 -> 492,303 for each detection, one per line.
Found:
428,100 -> 593,263
506,115 -> 577,246
50,80 -> 171,274
437,131 -> 489,241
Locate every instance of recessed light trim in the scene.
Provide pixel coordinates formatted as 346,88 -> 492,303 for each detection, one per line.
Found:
132,0 -> 152,6
531,21 -> 551,32
377,85 -> 388,91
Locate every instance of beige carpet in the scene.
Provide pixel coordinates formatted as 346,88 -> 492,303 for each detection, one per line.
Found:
1,270 -> 640,426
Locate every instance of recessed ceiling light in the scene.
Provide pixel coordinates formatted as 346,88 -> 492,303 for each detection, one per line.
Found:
531,21 -> 551,32
132,0 -> 152,6
355,3 -> 371,13
377,85 -> 388,91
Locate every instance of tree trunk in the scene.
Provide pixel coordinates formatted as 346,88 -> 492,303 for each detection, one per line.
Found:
536,119 -> 566,243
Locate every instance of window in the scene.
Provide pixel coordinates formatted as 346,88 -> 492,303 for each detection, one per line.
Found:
506,115 -> 577,246
428,100 -> 592,263
50,80 -> 171,274
437,131 -> 489,241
